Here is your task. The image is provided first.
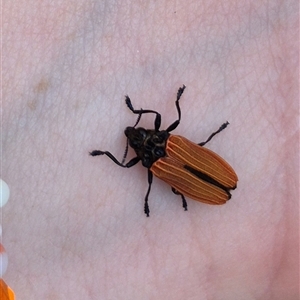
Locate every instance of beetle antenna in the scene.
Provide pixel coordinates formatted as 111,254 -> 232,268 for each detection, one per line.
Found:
121,139 -> 129,165
133,109 -> 143,128
121,111 -> 143,165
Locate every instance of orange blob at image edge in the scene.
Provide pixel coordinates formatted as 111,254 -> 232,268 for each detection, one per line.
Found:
0,279 -> 15,300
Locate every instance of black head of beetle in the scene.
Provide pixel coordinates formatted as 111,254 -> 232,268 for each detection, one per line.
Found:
124,127 -> 169,168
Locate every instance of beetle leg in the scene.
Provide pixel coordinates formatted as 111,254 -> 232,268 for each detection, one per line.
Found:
125,96 -> 162,131
90,150 -> 140,168
166,85 -> 186,132
198,122 -> 229,146
171,187 -> 188,211
144,170 -> 153,217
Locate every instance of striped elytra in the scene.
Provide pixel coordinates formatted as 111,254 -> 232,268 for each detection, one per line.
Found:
150,135 -> 237,205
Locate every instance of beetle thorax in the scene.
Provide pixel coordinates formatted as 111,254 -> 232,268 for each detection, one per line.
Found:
124,127 -> 169,168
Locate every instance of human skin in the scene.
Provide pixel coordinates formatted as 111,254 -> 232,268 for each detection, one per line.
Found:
2,0 -> 299,299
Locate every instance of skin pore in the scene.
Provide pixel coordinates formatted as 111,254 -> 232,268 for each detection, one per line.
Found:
3,0 -> 298,299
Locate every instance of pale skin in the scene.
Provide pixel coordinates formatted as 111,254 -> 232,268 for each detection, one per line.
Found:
3,0 -> 299,299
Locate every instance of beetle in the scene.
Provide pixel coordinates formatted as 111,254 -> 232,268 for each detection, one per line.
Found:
90,85 -> 238,216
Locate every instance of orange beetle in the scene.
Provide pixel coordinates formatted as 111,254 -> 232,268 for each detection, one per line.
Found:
90,85 -> 238,216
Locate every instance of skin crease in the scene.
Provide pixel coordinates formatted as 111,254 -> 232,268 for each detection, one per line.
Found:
2,0 -> 299,299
